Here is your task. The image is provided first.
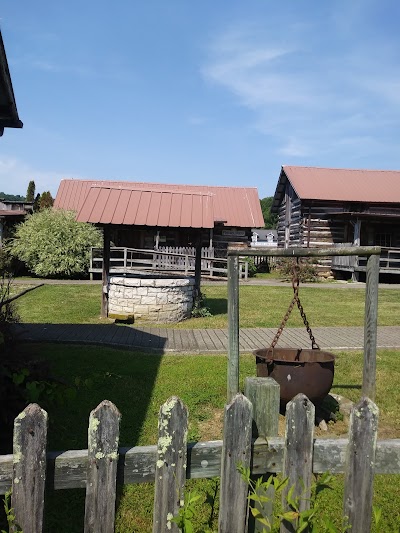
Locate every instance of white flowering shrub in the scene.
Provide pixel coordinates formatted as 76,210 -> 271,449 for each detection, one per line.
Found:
10,208 -> 102,278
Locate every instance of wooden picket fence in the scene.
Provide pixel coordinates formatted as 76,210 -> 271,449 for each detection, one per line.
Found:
1,377 -> 400,533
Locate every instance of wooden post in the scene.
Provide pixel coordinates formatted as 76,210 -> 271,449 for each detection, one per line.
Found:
101,225 -> 111,318
281,394 -> 315,533
244,377 -> 280,438
245,378 -> 280,532
227,254 -> 240,402
363,253 -> 379,400
194,237 -> 202,297
343,398 -> 379,533
153,397 -> 188,533
84,400 -> 121,533
219,394 -> 253,533
12,403 -> 48,533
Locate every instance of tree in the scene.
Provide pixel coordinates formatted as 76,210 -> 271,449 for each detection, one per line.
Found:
260,197 -> 278,229
9,209 -> 102,278
0,192 -> 25,201
38,191 -> 54,210
26,181 -> 36,202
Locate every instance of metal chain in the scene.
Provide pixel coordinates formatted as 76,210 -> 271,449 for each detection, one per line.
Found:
269,259 -> 320,350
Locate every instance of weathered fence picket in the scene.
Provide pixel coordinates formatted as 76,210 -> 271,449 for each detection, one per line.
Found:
281,394 -> 315,533
12,403 -> 48,533
343,397 -> 379,533
84,400 -> 121,533
219,394 -> 253,533
1,389 -> 399,532
153,397 -> 188,533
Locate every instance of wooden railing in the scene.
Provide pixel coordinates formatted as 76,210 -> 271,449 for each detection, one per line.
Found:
1,378 -> 399,532
331,244 -> 400,273
90,246 -> 249,279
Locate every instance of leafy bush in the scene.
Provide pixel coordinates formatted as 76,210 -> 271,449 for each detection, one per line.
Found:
9,208 -> 102,278
245,258 -> 257,278
275,258 -> 319,283
191,292 -> 212,318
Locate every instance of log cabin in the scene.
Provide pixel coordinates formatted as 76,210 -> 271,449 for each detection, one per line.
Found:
271,166 -> 400,278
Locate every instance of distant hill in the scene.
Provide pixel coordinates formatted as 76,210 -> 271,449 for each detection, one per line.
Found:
0,192 -> 26,201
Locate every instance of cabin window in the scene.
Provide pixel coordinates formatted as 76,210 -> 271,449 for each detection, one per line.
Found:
375,233 -> 392,247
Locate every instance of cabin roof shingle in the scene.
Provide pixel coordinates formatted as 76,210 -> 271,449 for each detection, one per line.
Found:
272,165 -> 400,212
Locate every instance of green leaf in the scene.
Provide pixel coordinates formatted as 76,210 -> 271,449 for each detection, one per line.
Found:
280,511 -> 299,521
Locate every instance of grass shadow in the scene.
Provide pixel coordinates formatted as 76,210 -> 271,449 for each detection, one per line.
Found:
4,325 -> 166,532
204,298 -> 227,316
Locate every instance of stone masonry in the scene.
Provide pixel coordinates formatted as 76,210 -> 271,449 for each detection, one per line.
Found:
108,276 -> 195,322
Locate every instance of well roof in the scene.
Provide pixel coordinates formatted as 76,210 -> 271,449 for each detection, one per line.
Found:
55,179 -> 264,229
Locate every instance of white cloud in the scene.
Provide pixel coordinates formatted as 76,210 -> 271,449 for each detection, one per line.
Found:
201,21 -> 400,164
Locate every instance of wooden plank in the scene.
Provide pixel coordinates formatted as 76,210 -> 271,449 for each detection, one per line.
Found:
363,254 -> 379,399
153,397 -> 188,533
244,377 -> 280,439
245,378 -> 280,533
227,254 -> 240,402
12,403 -> 48,533
227,246 -> 381,258
101,225 -> 111,317
2,438 -> 400,494
281,394 -> 315,533
84,400 -> 121,533
219,394 -> 253,533
343,397 -> 379,533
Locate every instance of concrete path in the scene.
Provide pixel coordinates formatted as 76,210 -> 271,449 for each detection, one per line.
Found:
12,323 -> 400,353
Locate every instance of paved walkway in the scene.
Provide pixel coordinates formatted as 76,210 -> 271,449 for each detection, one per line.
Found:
12,323 -> 400,353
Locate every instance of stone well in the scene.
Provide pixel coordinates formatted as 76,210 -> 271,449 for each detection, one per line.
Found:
108,275 -> 195,322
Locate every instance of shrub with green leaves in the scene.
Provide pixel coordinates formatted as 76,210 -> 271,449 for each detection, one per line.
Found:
9,208 -> 102,278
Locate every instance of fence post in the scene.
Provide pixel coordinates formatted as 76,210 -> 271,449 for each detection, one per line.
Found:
281,394 -> 315,533
84,400 -> 121,533
245,378 -> 280,532
12,403 -> 48,533
153,397 -> 188,533
219,394 -> 253,533
363,253 -> 379,400
227,254 -> 240,402
343,397 -> 379,533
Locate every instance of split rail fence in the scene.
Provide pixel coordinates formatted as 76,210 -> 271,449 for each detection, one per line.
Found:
1,377 -> 400,533
90,246 -> 249,279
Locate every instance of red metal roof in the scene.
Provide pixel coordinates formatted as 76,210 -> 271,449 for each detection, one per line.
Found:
75,186 -> 214,228
55,179 -> 264,228
280,166 -> 400,203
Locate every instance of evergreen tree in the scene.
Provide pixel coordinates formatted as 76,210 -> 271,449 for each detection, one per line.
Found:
26,181 -> 36,202
39,191 -> 54,210
260,197 -> 278,229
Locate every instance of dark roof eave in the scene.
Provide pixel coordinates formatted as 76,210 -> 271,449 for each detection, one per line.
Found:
0,31 -> 23,133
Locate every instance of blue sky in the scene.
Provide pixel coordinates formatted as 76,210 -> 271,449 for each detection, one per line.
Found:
1,1 -> 400,199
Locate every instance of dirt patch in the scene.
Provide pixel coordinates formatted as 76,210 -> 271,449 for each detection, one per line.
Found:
198,407 -> 224,441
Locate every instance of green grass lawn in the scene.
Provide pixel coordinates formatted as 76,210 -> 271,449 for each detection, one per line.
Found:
5,343 -> 400,532
14,283 -> 400,328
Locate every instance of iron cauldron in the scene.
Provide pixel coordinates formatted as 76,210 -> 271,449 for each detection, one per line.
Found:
253,348 -> 335,405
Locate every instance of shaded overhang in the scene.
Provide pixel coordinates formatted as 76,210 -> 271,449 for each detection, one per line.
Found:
0,209 -> 28,218
0,30 -> 23,136
329,211 -> 400,221
76,186 -> 215,228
